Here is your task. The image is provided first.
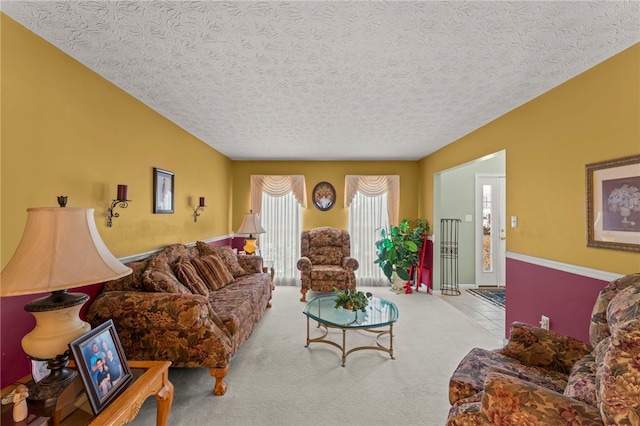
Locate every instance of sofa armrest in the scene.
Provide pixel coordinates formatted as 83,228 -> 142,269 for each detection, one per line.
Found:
341,256 -> 359,271
499,321 -> 592,373
237,255 -> 263,274
479,372 -> 603,424
297,256 -> 312,271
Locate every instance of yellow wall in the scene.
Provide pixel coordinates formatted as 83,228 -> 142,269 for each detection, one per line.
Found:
3,12 -> 637,276
231,161 -> 421,231
420,43 -> 640,275
1,14 -> 233,264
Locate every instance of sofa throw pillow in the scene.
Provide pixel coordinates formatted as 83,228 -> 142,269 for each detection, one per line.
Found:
142,256 -> 192,295
215,246 -> 248,278
173,258 -> 209,297
190,254 -> 234,291
196,240 -> 216,256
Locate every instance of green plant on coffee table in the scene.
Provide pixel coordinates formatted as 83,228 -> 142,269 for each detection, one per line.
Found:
374,218 -> 430,282
333,287 -> 369,312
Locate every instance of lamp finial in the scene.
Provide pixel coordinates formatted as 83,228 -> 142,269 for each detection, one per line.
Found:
57,196 -> 68,207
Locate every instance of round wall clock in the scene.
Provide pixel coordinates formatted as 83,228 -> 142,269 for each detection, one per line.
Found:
312,181 -> 336,211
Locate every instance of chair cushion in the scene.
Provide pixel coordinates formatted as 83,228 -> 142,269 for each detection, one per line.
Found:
190,254 -> 234,291
596,318 -> 640,425
310,265 -> 347,281
449,347 -> 569,405
308,246 -> 343,265
563,353 -> 597,406
589,272 -> 640,346
142,256 -> 192,295
607,282 -> 640,335
173,258 -> 209,297
499,322 -> 591,374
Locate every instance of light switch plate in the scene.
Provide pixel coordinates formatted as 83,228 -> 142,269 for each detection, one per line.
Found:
511,216 -> 518,228
464,214 -> 472,222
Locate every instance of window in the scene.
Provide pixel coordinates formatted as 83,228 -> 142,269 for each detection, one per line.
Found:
259,192 -> 302,286
345,175 -> 399,286
250,175 -> 307,286
348,191 -> 389,286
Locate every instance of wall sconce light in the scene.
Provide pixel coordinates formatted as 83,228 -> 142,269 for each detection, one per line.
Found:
107,184 -> 130,227
194,197 -> 206,222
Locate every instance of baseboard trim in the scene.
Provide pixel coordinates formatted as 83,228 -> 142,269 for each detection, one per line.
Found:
118,235 -> 233,263
506,252 -> 624,282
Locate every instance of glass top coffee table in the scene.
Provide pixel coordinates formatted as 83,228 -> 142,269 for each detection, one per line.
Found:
303,294 -> 399,366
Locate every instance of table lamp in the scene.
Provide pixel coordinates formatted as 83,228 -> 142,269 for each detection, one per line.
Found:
0,199 -> 132,401
236,210 -> 266,255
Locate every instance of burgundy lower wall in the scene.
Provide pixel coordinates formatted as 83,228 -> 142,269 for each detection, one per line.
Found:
4,243 -> 607,388
505,258 -> 610,343
1,283 -> 104,388
1,237 -> 236,388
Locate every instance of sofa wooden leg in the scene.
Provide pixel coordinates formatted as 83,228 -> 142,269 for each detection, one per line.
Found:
300,288 -> 308,302
209,365 -> 230,395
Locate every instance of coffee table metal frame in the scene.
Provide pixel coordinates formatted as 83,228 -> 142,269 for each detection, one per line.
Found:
303,294 -> 398,366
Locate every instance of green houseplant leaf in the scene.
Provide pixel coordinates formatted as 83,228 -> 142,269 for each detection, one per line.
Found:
333,287 -> 369,312
374,218 -> 429,283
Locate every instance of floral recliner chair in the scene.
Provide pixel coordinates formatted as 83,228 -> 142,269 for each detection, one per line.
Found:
447,272 -> 640,425
297,227 -> 359,302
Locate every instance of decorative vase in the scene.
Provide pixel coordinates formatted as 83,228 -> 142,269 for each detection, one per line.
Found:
620,207 -> 632,224
392,271 -> 406,292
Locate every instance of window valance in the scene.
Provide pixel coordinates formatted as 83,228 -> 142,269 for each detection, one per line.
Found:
250,175 -> 307,214
344,175 -> 399,225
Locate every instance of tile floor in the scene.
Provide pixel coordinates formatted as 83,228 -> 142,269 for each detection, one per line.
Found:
440,287 -> 506,339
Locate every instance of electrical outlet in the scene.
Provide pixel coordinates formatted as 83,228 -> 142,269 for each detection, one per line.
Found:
540,315 -> 550,330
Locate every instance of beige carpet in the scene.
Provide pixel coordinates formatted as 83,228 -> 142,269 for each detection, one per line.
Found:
128,286 -> 502,425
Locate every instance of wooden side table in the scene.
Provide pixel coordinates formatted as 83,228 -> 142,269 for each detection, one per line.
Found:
1,360 -> 173,426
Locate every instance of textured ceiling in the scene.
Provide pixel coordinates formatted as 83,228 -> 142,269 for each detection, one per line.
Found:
2,1 -> 639,160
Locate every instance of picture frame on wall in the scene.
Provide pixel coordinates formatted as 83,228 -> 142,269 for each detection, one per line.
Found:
153,167 -> 174,214
312,181 -> 336,211
586,154 -> 640,252
69,320 -> 133,415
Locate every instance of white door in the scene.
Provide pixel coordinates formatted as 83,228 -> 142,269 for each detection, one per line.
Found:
475,175 -> 506,286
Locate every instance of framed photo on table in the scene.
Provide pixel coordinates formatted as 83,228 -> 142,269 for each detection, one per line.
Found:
153,167 -> 174,214
586,154 -> 640,252
69,320 -> 132,415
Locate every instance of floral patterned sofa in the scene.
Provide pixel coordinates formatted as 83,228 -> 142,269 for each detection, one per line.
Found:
447,272 -> 640,425
86,242 -> 273,396
297,227 -> 359,302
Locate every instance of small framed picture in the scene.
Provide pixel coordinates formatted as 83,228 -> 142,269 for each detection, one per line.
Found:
69,320 -> 132,415
312,181 -> 336,211
153,167 -> 175,214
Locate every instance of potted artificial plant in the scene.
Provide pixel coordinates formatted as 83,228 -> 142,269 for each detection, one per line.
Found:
374,219 -> 429,289
333,287 -> 370,312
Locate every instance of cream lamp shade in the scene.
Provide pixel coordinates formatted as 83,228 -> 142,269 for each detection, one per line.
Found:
1,206 -> 131,385
236,210 -> 266,255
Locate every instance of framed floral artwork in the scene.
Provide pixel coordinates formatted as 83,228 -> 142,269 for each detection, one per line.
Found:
586,154 -> 640,252
312,181 -> 336,211
153,167 -> 174,214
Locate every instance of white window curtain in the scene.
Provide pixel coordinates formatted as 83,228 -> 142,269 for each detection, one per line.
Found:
250,175 -> 306,286
348,191 -> 390,286
345,175 -> 400,287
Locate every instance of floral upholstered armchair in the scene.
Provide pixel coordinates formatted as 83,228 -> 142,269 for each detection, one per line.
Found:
447,272 -> 640,425
297,227 -> 359,302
